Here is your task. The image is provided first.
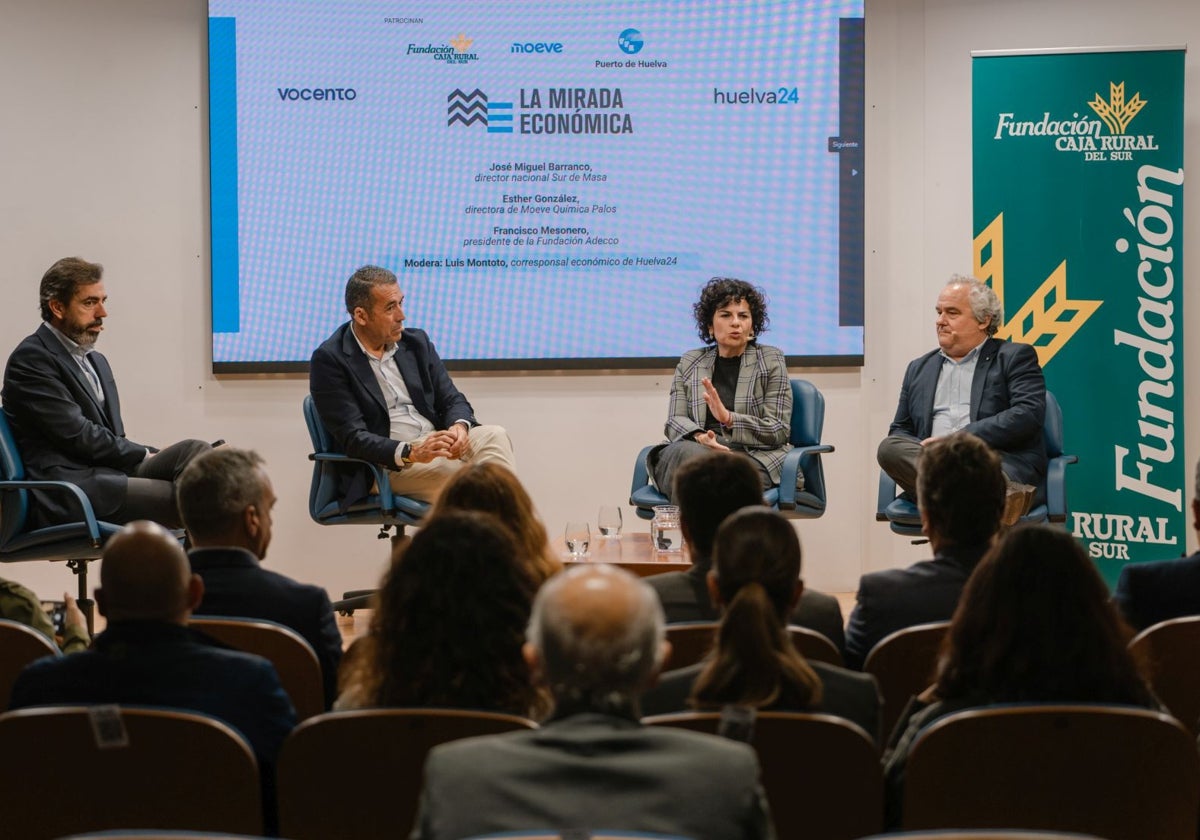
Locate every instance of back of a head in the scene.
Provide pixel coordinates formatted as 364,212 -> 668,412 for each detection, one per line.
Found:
527,564 -> 665,712
99,521 -> 193,623
917,432 -> 1005,547
431,462 -> 561,584
673,452 -> 764,562
368,510 -> 541,714
694,509 -> 821,709
937,524 -> 1151,705
177,447 -> 267,545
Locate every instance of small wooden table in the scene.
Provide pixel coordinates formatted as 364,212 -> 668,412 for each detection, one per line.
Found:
563,532 -> 690,578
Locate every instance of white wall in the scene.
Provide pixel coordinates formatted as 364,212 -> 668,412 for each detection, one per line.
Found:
0,0 -> 1195,604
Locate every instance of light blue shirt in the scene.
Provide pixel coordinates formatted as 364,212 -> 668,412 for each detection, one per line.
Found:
350,329 -> 435,453
930,343 -> 981,437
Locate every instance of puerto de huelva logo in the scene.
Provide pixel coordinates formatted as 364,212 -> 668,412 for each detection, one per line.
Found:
447,87 -> 634,136
618,29 -> 643,55
408,33 -> 479,64
991,81 -> 1158,161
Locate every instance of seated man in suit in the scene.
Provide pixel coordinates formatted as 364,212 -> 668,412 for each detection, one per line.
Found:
1,256 -> 210,528
877,274 -> 1045,524
1114,457 -> 1200,631
309,264 -> 514,505
412,564 -> 773,840
647,451 -> 845,652
844,432 -> 1004,670
9,521 -> 297,769
177,447 -> 343,707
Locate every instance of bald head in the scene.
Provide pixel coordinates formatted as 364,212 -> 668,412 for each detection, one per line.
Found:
97,521 -> 201,623
526,564 -> 666,709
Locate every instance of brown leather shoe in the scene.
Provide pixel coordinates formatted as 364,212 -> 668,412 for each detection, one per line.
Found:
1002,483 -> 1036,526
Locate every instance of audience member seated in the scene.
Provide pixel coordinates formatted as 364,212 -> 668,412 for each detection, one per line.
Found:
2,256 -> 211,529
883,524 -> 1156,828
0,578 -> 88,653
648,451 -> 845,651
1113,457 -> 1200,631
8,521 -> 297,827
642,508 -> 880,742
336,511 -> 549,718
178,447 -> 343,708
426,461 -> 562,585
648,277 -> 794,502
845,432 -> 1004,669
411,564 -> 773,840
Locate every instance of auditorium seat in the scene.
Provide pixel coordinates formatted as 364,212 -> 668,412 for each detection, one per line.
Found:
863,620 -> 949,742
0,617 -> 59,709
1128,614 -> 1200,734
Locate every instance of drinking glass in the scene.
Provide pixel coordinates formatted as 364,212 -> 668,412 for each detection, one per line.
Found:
651,505 -> 683,553
564,521 -> 591,558
597,506 -> 623,537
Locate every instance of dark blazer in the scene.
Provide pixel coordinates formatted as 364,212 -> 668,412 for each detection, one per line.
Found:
888,336 -> 1047,487
843,544 -> 989,671
309,322 -> 476,508
8,621 -> 297,769
189,546 -> 344,708
641,659 -> 882,744
412,711 -> 773,840
647,563 -> 846,654
2,323 -> 148,523
1113,551 -> 1200,632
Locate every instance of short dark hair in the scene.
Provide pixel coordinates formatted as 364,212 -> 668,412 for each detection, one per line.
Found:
344,265 -> 397,316
177,448 -> 268,542
692,277 -> 770,345
673,452 -> 764,564
40,257 -> 103,322
917,432 -> 1005,547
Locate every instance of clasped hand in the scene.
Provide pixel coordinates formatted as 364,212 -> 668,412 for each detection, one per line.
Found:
409,424 -> 470,463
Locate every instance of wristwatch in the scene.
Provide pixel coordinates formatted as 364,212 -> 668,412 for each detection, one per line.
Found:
399,443 -> 414,467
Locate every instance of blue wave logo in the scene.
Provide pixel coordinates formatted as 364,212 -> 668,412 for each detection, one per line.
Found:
447,89 -> 512,134
617,28 -> 643,55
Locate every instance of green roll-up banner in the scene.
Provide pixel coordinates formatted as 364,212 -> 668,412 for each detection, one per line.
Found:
972,47 -> 1185,585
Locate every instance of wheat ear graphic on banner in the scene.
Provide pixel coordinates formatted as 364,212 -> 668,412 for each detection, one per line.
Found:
1089,81 -> 1146,135
973,214 -> 1103,367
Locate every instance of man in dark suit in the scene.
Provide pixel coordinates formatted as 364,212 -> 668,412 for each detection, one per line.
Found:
9,520 -> 297,770
178,447 -> 343,707
412,564 -> 773,840
2,257 -> 210,528
877,275 -> 1045,523
1113,458 -> 1200,631
844,432 -> 1005,670
647,451 -> 846,652
309,264 -> 514,505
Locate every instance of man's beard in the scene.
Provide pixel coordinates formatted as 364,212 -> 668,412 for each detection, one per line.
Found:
64,320 -> 102,349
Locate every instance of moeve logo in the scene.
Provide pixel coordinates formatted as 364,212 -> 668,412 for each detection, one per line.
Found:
511,41 -> 564,54
276,86 -> 357,101
617,28 -> 643,55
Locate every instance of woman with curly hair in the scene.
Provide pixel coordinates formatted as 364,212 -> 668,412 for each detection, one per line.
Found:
883,523 -> 1156,825
642,508 -> 880,741
649,276 -> 792,501
427,462 -> 562,586
336,510 -> 549,718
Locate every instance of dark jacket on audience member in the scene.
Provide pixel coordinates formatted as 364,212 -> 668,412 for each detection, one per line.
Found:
843,543 -> 990,670
647,565 -> 847,653
641,659 -> 882,744
1112,551 -> 1200,632
189,546 -> 343,708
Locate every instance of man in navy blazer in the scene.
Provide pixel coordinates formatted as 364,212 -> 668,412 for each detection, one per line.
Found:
1113,459 -> 1200,632
877,275 -> 1046,518
2,257 -> 209,528
309,265 -> 514,505
178,447 -> 343,707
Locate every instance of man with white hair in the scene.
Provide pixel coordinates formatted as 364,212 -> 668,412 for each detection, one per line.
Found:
877,274 -> 1046,523
411,564 -> 774,840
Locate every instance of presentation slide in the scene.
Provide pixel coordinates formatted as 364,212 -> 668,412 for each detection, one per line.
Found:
208,1 -> 864,370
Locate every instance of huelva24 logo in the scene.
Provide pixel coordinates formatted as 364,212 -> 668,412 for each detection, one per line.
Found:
992,81 -> 1158,158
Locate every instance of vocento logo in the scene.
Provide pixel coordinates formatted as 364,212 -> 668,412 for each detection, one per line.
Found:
617,29 -> 643,55
992,80 -> 1158,161
276,86 -> 357,101
448,88 -> 512,133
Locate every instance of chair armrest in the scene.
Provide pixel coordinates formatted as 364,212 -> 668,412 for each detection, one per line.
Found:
308,452 -> 397,515
0,479 -> 104,543
876,471 -> 898,521
777,444 -> 834,509
1045,453 -> 1078,522
630,444 -> 657,500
